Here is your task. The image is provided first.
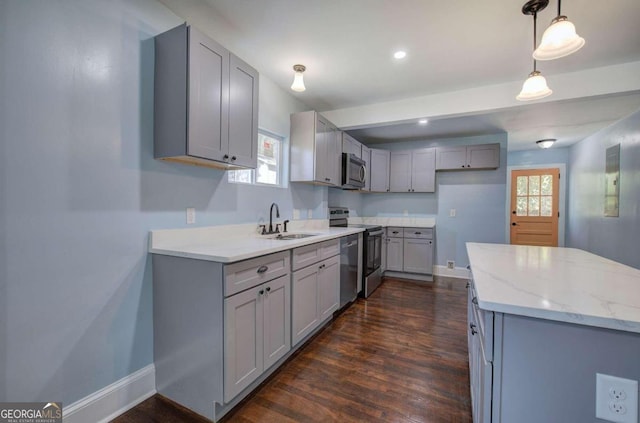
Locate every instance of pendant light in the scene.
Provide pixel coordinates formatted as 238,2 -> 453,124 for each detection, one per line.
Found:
290,64 -> 306,92
534,0 -> 585,60
517,0 -> 553,101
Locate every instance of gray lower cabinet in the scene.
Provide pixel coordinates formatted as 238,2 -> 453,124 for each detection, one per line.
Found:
370,148 -> 390,192
292,239 -> 340,346
466,275 -> 640,423
385,227 -> 433,275
154,24 -> 258,170
290,111 -> 341,186
224,273 -> 290,403
389,148 -> 436,193
436,143 -> 499,170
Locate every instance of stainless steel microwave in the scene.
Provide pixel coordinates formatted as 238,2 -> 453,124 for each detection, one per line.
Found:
341,153 -> 366,189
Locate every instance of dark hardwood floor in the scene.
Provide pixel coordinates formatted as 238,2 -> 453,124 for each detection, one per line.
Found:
113,277 -> 472,423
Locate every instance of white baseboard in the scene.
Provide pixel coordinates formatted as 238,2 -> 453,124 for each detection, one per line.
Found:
63,364 -> 156,423
433,265 -> 469,280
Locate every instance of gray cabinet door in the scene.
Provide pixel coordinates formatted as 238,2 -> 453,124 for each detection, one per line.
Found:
263,275 -> 291,370
411,148 -> 436,192
342,132 -> 362,158
314,115 -> 329,183
318,255 -> 340,321
292,264 -> 320,346
370,149 -> 390,192
467,143 -> 499,169
327,123 -> 342,186
187,27 -> 229,162
435,146 -> 467,170
403,239 -> 432,274
224,284 -> 263,403
361,145 -> 371,191
386,238 -> 404,271
228,54 -> 258,168
389,151 -> 412,192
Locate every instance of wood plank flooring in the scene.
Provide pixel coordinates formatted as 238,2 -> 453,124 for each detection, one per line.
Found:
113,277 -> 472,423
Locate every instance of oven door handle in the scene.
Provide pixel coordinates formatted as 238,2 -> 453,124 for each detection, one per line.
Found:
368,230 -> 384,237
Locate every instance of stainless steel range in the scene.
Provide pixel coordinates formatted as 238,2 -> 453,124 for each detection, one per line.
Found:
329,207 -> 383,298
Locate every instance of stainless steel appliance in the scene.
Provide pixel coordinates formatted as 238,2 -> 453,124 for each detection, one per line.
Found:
339,234 -> 359,308
329,207 -> 383,298
341,153 -> 366,190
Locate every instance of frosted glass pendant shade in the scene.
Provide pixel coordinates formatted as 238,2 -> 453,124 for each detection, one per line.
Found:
516,71 -> 553,101
533,16 -> 585,60
536,138 -> 556,149
290,64 -> 306,92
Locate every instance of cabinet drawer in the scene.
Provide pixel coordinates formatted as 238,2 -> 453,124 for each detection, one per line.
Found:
292,239 -> 340,271
387,227 -> 404,238
224,251 -> 290,297
403,228 -> 433,239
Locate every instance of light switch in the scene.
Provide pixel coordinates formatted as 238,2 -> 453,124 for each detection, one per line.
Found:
450,209 -> 456,217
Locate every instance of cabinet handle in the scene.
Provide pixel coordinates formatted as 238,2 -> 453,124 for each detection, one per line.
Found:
469,323 -> 478,335
266,287 -> 271,292
231,156 -> 237,161
466,281 -> 470,289
461,165 -> 465,168
257,265 -> 269,274
414,232 -> 421,235
223,154 -> 229,160
259,289 -> 264,296
392,231 -> 399,234
472,297 -> 478,305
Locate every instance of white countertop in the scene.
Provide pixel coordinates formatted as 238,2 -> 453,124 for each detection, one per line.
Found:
467,242 -> 640,333
150,220 -> 363,263
349,216 -> 436,228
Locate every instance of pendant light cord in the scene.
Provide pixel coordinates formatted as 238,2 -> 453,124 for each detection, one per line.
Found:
533,12 -> 538,72
557,0 -> 561,16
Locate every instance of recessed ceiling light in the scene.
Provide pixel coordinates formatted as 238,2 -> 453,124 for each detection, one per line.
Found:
418,119 -> 428,125
393,50 -> 407,59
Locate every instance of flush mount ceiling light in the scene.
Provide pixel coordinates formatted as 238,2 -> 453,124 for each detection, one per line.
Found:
517,0 -> 553,101
394,50 -> 407,59
290,64 -> 306,92
533,0 -> 585,60
418,119 -> 428,125
536,138 -> 557,148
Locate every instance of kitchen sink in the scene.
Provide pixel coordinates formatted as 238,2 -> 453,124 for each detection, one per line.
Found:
273,233 -> 317,240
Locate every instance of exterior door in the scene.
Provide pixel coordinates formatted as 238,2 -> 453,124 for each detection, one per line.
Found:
510,168 -> 560,246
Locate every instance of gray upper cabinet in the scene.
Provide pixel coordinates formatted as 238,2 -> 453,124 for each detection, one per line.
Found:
436,143 -> 499,170
361,145 -> 371,191
342,132 -> 362,158
154,24 -> 258,170
389,148 -> 436,193
369,148 -> 390,192
290,111 -> 341,186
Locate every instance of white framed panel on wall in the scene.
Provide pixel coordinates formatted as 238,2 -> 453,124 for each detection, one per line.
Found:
505,163 -> 567,247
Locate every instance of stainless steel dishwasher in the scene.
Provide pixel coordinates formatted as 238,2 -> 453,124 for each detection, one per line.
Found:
340,234 -> 359,309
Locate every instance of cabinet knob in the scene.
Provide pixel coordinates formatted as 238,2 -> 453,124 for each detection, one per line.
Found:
469,323 -> 478,335
472,297 -> 478,305
259,289 -> 264,296
266,287 -> 271,292
257,265 -> 269,274
461,165 -> 465,168
223,154 -> 229,160
466,281 -> 470,289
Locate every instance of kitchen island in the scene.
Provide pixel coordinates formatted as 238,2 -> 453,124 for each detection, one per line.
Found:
466,242 -> 640,423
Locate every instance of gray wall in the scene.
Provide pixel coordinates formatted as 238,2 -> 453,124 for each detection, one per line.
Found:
329,134 -> 508,267
0,0 -> 319,405
567,108 -> 640,269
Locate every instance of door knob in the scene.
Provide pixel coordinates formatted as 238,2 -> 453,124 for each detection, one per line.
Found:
512,222 -> 517,226
512,210 -> 516,214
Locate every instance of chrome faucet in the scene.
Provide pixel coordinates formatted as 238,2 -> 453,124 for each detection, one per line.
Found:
269,202 -> 280,234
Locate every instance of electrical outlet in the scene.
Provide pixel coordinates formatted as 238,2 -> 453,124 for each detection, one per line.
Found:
596,373 -> 638,423
293,209 -> 300,220
449,209 -> 456,217
307,209 -> 313,219
447,260 -> 455,269
186,207 -> 196,225
403,210 -> 409,216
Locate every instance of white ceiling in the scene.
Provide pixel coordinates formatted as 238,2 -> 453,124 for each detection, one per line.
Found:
170,0 -> 640,150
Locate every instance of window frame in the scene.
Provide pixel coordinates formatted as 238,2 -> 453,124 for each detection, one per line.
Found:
227,129 -> 286,188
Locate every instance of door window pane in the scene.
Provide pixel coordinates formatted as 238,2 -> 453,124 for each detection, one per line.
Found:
516,176 -> 528,196
516,197 -> 528,216
541,175 -> 553,195
529,175 -> 540,195
528,197 -> 540,216
541,196 -> 553,217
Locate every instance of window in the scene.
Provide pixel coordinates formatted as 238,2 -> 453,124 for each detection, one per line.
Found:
228,130 -> 284,187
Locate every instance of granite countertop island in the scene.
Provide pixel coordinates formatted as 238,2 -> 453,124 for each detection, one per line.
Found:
466,242 -> 640,333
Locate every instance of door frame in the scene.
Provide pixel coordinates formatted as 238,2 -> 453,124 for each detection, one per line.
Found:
505,163 -> 567,247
